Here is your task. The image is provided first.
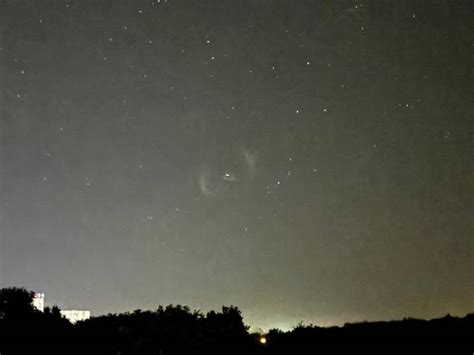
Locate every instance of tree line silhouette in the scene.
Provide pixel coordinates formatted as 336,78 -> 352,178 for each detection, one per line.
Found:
0,287 -> 472,354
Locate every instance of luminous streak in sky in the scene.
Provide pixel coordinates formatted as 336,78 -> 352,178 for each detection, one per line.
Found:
198,149 -> 256,196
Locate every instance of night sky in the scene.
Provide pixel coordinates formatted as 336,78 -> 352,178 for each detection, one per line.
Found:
1,0 -> 472,330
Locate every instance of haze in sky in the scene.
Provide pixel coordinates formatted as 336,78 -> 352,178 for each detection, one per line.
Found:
1,0 -> 472,330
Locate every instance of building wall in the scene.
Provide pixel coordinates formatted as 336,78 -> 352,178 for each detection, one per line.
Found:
32,293 -> 45,312
60,310 -> 91,324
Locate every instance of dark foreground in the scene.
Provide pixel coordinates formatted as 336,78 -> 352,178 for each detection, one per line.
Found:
0,288 -> 472,354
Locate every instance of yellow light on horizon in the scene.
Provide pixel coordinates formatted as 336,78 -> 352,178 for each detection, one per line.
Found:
259,336 -> 267,345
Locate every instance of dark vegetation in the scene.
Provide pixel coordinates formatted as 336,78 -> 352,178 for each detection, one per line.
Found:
0,287 -> 472,354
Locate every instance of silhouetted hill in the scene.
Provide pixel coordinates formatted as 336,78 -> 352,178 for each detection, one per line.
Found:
0,287 -> 472,354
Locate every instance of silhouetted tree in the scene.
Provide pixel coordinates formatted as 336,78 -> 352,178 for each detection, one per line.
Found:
0,287 -> 38,320
1,286 -> 473,354
43,305 -> 66,322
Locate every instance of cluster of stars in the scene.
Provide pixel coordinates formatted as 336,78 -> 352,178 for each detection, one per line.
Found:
74,12 -> 333,121
7,1 -> 445,252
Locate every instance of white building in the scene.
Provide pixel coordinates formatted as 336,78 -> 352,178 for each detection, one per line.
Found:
31,292 -> 90,323
60,310 -> 91,324
32,293 -> 45,312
